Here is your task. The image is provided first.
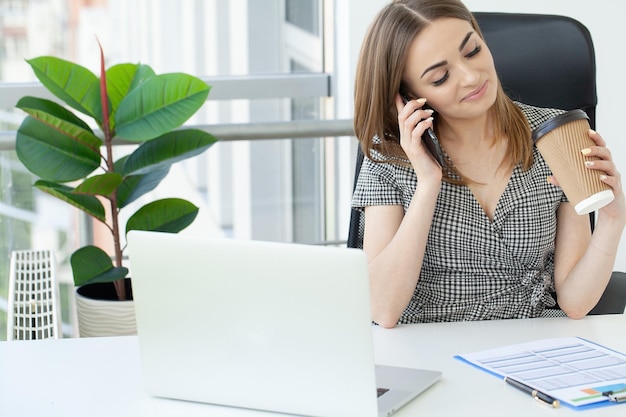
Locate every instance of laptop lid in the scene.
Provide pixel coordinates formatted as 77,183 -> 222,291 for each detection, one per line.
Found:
127,231 -> 440,417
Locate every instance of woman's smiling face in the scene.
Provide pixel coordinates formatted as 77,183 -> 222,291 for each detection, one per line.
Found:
402,17 -> 498,121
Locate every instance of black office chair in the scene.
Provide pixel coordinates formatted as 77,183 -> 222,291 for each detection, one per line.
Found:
347,12 -> 626,315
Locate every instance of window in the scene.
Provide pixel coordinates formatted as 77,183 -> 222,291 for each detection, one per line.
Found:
0,0 -> 345,339
285,0 -> 319,36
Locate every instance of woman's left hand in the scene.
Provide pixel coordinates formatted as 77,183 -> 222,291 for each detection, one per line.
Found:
575,129 -> 625,223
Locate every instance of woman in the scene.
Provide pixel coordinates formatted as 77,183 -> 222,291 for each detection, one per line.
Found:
352,0 -> 626,327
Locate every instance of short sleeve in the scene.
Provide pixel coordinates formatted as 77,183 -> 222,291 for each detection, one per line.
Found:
351,155 -> 405,210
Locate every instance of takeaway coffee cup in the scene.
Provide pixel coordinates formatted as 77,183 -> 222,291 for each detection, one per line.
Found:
532,109 -> 614,215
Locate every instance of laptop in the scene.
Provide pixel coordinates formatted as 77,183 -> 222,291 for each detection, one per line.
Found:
127,231 -> 441,417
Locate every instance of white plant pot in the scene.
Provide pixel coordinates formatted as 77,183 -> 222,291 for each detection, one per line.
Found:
74,280 -> 137,338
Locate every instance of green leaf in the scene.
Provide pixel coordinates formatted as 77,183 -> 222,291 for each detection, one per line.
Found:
123,129 -> 217,176
114,155 -> 170,208
16,104 -> 101,150
27,56 -> 102,121
125,198 -> 199,234
34,180 -> 106,222
16,116 -> 102,182
70,246 -> 128,287
74,173 -> 124,198
16,96 -> 93,131
115,73 -> 210,141
106,63 -> 156,129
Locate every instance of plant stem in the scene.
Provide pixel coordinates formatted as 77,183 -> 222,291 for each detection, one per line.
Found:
109,182 -> 126,301
104,133 -> 126,300
99,40 -> 126,301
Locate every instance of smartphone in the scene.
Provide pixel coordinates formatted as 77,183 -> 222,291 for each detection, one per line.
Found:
400,92 -> 445,167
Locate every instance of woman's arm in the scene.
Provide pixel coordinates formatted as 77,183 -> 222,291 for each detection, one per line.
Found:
362,96 -> 443,328
553,130 -> 626,318
363,179 -> 440,327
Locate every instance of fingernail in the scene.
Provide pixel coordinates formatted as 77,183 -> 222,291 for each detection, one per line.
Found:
589,129 -> 597,135
585,161 -> 594,167
425,109 -> 434,114
416,98 -> 427,103
600,175 -> 608,180
581,148 -> 592,155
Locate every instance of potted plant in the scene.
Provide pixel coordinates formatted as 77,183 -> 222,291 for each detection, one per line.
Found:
14,45 -> 217,336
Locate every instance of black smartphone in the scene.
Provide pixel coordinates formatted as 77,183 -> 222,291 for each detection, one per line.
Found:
400,93 -> 445,167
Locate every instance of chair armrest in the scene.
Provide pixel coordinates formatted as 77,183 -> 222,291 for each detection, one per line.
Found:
589,271 -> 626,315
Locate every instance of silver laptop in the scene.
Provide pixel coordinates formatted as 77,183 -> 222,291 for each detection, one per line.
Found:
127,231 -> 441,417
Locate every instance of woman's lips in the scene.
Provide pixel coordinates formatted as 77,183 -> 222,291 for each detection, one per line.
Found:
462,81 -> 488,102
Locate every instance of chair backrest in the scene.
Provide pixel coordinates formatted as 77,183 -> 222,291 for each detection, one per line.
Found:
7,249 -> 62,340
347,12 -> 597,249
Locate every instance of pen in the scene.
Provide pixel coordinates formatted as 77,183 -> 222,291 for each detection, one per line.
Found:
602,390 -> 626,403
504,376 -> 560,408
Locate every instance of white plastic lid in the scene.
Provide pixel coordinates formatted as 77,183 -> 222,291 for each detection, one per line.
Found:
574,189 -> 615,215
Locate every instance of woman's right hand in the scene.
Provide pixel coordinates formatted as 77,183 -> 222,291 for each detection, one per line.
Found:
395,94 -> 443,183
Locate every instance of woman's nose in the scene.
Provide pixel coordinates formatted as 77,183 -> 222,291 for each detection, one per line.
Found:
457,63 -> 480,86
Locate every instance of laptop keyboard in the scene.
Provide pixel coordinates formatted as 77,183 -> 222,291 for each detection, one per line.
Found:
377,388 -> 389,397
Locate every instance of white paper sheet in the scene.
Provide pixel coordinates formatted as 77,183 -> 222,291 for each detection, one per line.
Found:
457,337 -> 626,408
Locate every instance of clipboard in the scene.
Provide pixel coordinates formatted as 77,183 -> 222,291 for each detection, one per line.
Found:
455,337 -> 626,410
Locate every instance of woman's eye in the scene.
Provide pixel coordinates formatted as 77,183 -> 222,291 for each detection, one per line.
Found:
465,45 -> 481,58
432,72 -> 449,86
430,45 -> 481,87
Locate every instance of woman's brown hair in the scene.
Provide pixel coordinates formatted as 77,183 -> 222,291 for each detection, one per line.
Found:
353,0 -> 532,183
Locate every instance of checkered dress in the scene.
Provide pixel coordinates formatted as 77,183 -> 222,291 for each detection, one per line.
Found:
352,103 -> 568,323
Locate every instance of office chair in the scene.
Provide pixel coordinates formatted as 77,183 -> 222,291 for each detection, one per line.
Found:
347,12 -> 626,315
7,249 -> 62,340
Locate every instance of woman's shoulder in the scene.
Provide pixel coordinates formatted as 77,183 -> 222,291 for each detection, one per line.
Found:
514,102 -> 566,130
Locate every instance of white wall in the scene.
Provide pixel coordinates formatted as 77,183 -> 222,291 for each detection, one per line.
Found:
340,1 -> 626,272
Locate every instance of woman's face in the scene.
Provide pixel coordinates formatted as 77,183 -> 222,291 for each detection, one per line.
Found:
402,17 -> 497,121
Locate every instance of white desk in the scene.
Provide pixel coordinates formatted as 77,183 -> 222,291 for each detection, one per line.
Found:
1,314 -> 625,417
